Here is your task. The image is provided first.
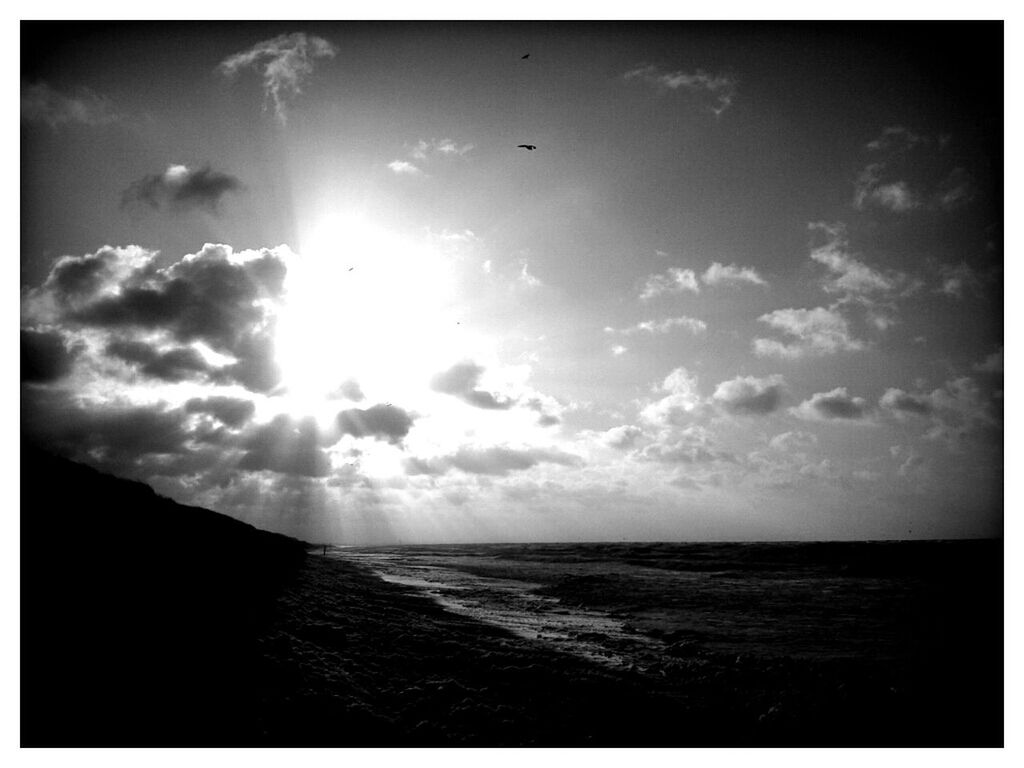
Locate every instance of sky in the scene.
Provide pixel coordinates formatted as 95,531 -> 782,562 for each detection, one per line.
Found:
19,21 -> 1003,545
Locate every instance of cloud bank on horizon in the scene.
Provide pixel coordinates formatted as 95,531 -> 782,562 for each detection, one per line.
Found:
20,23 -> 1002,544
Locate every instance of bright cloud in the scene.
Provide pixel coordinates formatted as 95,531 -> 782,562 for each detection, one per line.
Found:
701,262 -> 767,287
218,32 -> 337,123
754,306 -> 866,359
607,316 -> 707,335
807,222 -> 901,296
640,268 -> 700,300
640,367 -> 703,426
624,64 -> 737,115
388,160 -> 422,175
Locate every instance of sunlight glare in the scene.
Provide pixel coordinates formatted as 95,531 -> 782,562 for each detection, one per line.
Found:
276,214 -> 465,418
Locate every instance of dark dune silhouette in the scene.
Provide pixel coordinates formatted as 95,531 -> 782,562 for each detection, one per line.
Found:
21,443 -> 309,745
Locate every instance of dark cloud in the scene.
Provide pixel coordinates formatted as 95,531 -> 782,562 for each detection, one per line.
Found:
34,246 -> 144,310
122,165 -> 244,214
106,339 -> 214,383
712,375 -> 786,415
21,81 -> 122,129
30,244 -> 289,393
337,404 -> 416,445
184,396 -> 256,428
524,396 -> 561,426
795,388 -> 869,420
430,361 -> 516,410
22,393 -> 192,475
878,378 -> 998,447
238,415 -> 331,478
71,244 -> 285,350
21,328 -> 81,383
218,334 -> 281,394
878,389 -> 934,416
405,445 -> 581,477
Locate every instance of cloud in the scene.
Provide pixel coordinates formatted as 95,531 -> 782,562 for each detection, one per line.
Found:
854,127 -> 974,213
329,379 -> 366,401
792,388 -> 869,421
21,329 -> 82,383
640,367 -> 703,426
518,261 -> 543,288
807,223 -> 901,297
973,347 -> 1003,374
105,339 -> 215,383
387,160 -> 422,176
878,388 -> 934,417
410,139 -> 474,160
184,396 -> 256,428
865,126 -> 926,153
754,306 -> 866,359
890,445 -> 928,478
218,32 -> 337,123
122,165 -> 243,214
430,361 -> 516,410
878,377 -> 998,446
634,426 -> 732,464
854,165 -> 920,212
405,445 -> 581,477
336,403 -> 416,444
25,243 -> 289,393
523,395 -> 564,427
934,168 -> 974,210
22,395 -> 193,476
238,415 -> 331,477
768,430 -> 818,453
606,315 -> 707,335
601,425 -> 645,450
640,268 -> 700,300
936,262 -> 979,299
701,262 -> 767,287
624,65 -> 737,115
21,81 -> 122,129
27,245 -> 151,315
391,139 -> 474,177
712,375 -> 786,415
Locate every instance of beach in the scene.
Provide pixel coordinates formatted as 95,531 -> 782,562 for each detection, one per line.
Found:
21,449 -> 1002,746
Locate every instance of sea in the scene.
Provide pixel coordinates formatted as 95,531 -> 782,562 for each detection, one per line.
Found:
333,539 -> 1003,744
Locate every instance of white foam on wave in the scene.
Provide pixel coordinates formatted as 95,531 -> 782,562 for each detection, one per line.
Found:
337,550 -> 658,668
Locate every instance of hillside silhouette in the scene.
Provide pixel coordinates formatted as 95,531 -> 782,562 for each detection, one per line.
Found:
21,443 -> 309,745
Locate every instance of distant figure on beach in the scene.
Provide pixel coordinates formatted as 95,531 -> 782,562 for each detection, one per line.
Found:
322,545 -> 327,555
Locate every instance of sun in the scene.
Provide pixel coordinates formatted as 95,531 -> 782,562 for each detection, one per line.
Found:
274,213 -> 466,418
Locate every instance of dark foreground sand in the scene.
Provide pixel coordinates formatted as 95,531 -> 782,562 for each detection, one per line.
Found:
21,446 -> 1001,747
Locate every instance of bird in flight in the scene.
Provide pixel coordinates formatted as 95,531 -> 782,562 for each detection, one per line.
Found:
517,144 -> 537,150
521,53 -> 530,59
